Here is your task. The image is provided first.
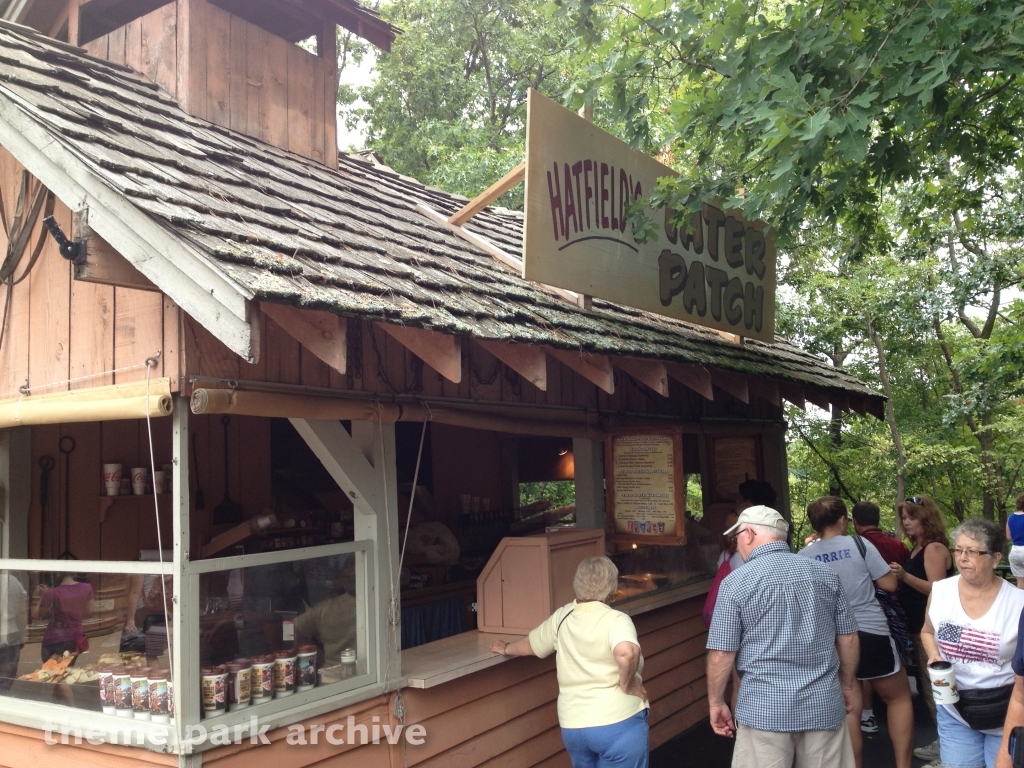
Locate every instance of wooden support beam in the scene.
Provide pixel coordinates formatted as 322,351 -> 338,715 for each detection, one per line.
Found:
613,357 -> 669,397
449,162 -> 525,227
416,202 -> 579,306
475,339 -> 546,391
778,381 -> 806,410
262,303 -> 347,375
378,323 -> 462,384
830,391 -> 850,414
848,394 -> 868,417
715,330 -> 743,344
748,378 -> 781,407
67,0 -> 80,46
72,209 -> 159,292
865,397 -> 886,420
804,386 -> 832,411
666,363 -> 714,401
710,369 -> 749,403
545,347 -> 614,394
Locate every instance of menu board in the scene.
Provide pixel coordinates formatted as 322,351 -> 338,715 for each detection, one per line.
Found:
605,433 -> 685,544
710,436 -> 761,502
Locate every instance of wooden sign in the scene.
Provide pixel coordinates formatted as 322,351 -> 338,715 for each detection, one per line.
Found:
605,433 -> 686,545
708,436 -> 762,503
523,89 -> 777,343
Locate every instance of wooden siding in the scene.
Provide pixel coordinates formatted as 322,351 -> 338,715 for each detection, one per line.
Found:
82,0 -> 338,167
0,148 -> 180,401
185,313 -> 784,422
26,414 -> 271,561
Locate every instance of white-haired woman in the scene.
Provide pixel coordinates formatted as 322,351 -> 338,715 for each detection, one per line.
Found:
922,518 -> 1024,768
491,556 -> 650,768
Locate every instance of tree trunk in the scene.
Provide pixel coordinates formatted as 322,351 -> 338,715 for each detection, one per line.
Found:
866,315 -> 907,504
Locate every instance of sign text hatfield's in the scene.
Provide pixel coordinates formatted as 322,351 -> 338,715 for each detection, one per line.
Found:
523,90 -> 776,343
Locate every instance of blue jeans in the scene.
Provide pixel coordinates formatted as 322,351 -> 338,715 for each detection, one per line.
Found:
561,710 -> 649,768
937,704 -> 1002,768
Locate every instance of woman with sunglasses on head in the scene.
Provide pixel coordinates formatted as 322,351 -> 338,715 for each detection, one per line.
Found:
921,519 -> 1024,768
889,495 -> 953,761
800,497 -> 914,768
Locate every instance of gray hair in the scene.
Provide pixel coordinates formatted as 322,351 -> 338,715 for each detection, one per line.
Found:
950,518 -> 1003,556
748,523 -> 788,541
573,556 -> 619,602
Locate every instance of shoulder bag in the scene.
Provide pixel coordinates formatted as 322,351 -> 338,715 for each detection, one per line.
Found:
852,535 -> 913,666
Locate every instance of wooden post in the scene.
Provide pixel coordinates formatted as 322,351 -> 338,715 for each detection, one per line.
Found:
0,427 -> 30,559
171,396 -> 201,748
67,0 -> 80,46
290,418 -> 401,691
573,438 -> 605,530
576,99 -> 593,309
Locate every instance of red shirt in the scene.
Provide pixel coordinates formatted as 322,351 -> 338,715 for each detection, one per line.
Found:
860,528 -> 910,566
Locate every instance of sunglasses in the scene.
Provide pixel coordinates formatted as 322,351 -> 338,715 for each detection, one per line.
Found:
908,496 -> 924,506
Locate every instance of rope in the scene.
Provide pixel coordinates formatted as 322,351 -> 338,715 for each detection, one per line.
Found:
0,362 -> 151,399
144,352 -> 175,736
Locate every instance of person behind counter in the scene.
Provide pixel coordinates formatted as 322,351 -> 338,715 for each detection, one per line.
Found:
295,556 -> 358,665
490,556 -> 650,768
0,572 -> 27,690
32,573 -> 94,661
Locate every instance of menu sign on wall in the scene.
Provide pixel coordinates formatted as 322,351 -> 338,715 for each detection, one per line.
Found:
523,89 -> 777,343
709,436 -> 762,503
605,433 -> 685,544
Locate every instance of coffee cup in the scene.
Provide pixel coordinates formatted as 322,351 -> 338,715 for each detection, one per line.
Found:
103,464 -> 123,497
152,471 -> 167,495
131,467 -> 148,496
928,660 -> 959,704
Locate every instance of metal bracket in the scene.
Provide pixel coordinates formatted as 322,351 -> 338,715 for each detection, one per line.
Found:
42,215 -> 85,264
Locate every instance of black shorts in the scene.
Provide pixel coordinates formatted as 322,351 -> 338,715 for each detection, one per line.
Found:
856,631 -> 900,680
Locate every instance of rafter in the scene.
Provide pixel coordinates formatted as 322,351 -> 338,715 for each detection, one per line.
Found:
378,323 -> 462,383
475,339 -> 546,391
545,347 -> 614,394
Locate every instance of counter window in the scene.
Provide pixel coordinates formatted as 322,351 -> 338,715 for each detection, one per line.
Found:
192,543 -> 371,722
0,567 -> 174,721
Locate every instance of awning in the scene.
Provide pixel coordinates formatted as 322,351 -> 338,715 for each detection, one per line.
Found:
0,379 -> 174,428
188,387 -> 762,439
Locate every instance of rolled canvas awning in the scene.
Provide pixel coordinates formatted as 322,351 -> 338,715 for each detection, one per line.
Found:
190,387 -> 680,440
0,379 -> 174,428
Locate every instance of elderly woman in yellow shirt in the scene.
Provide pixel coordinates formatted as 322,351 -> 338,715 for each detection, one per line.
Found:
491,556 -> 650,768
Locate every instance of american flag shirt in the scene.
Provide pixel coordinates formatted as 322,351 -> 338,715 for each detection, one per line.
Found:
927,575 -> 1024,730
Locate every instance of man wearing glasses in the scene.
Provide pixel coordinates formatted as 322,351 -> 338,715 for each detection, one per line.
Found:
706,506 -> 860,768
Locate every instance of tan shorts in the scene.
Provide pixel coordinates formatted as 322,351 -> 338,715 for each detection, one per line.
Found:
732,721 -> 855,768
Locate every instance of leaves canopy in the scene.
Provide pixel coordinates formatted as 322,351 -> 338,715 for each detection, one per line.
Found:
343,0 -> 576,208
563,0 -> 1024,245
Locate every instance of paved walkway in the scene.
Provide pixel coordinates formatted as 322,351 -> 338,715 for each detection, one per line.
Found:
652,682 -> 940,768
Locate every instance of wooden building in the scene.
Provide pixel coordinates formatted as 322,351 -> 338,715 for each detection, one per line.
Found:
0,1 -> 883,766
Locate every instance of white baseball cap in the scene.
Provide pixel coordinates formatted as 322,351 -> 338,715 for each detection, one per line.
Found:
723,505 -> 789,536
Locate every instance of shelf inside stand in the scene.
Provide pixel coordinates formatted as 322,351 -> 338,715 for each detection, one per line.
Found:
98,493 -> 172,523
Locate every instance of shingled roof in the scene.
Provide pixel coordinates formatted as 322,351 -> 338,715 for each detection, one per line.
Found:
0,19 -> 883,412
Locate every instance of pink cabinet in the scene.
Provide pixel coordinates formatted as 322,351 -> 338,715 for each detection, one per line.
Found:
476,528 -> 606,634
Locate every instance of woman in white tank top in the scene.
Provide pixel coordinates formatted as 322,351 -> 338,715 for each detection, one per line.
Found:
922,519 -> 1024,768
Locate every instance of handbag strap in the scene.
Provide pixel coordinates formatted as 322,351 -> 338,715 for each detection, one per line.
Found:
852,534 -> 867,560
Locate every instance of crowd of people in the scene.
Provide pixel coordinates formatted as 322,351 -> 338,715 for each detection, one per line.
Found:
705,491 -> 1024,768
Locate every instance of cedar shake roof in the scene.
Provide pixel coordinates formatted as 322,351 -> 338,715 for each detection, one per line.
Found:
0,20 -> 883,412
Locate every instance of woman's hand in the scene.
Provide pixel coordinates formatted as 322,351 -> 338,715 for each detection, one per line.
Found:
489,640 -> 509,656
889,563 -> 905,581
622,677 -> 648,701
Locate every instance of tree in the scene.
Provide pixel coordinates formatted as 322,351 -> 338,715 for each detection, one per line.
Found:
343,0 -> 577,208
561,0 -> 1024,245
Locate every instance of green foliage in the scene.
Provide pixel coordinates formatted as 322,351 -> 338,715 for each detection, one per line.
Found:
343,0 -> 577,208
519,481 -> 576,509
559,0 -> 1024,245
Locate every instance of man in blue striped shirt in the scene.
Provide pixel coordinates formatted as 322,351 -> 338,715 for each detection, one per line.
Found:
706,505 -> 860,767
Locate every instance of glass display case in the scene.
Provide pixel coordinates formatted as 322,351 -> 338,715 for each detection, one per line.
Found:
190,541 -> 373,725
609,518 -> 720,604
0,565 -> 174,722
